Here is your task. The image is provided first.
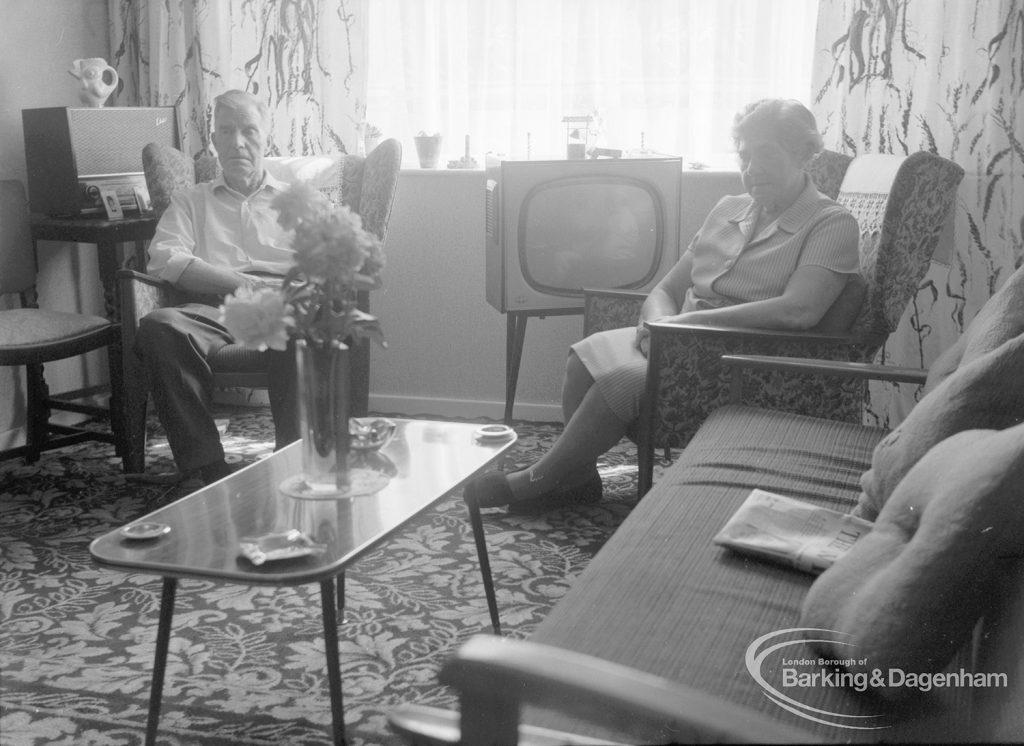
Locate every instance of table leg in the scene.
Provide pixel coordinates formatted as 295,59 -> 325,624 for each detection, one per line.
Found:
145,577 -> 177,746
336,572 -> 345,613
96,239 -> 125,322
319,579 -> 347,746
466,495 -> 502,635
504,313 -> 528,425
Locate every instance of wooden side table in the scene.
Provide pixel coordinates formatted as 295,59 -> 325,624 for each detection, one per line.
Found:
30,213 -> 158,320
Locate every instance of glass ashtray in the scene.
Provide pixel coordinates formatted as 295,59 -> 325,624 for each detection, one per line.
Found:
239,529 -> 326,565
349,417 -> 397,450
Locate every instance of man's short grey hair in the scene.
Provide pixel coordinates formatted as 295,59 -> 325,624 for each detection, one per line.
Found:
213,89 -> 270,129
731,99 -> 824,166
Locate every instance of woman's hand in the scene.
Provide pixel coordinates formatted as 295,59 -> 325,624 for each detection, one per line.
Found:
636,314 -> 699,357
635,321 -> 651,357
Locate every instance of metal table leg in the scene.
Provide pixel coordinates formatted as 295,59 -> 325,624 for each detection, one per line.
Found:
145,577 -> 177,746
466,495 -> 502,634
320,578 -> 347,745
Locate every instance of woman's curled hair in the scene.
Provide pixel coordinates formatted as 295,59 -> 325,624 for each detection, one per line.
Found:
731,99 -> 824,166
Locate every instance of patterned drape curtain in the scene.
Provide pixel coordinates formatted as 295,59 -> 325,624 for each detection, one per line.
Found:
812,0 -> 1024,427
108,0 -> 368,160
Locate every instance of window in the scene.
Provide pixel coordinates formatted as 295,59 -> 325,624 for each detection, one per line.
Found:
365,0 -> 819,167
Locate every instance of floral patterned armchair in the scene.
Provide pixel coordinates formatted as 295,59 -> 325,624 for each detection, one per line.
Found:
117,139 -> 402,473
584,150 -> 964,495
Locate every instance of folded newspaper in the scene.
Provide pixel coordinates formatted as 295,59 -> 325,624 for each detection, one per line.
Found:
713,489 -> 874,574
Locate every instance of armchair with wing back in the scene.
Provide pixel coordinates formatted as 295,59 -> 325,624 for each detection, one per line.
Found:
584,149 -> 964,495
117,139 -> 402,473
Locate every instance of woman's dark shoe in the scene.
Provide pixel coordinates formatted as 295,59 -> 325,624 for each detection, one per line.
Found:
507,471 -> 603,515
464,470 -> 516,508
465,469 -> 604,514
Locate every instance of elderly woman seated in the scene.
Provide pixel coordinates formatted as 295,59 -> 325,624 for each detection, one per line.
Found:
467,98 -> 860,513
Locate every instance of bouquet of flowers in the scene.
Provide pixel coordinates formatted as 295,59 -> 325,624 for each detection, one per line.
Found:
219,182 -> 386,351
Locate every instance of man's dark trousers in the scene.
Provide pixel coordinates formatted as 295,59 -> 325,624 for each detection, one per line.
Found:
135,303 -> 298,474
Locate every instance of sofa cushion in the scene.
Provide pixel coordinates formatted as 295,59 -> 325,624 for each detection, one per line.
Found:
523,405 -> 967,742
856,331 -> 1024,519
801,425 -> 1024,696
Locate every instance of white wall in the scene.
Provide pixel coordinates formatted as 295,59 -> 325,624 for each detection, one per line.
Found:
0,0 -> 111,449
368,167 -> 742,422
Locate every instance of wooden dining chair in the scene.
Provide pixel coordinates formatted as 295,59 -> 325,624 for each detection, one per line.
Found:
0,179 -> 130,470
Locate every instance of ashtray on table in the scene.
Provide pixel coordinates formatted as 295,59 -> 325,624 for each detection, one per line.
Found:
349,417 -> 397,450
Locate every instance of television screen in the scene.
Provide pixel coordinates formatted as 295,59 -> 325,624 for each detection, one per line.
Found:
519,177 -> 662,296
485,156 -> 683,313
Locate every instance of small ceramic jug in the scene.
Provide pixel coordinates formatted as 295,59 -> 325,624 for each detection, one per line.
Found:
69,58 -> 119,107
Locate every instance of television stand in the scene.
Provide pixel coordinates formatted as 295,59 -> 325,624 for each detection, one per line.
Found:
503,307 -> 583,424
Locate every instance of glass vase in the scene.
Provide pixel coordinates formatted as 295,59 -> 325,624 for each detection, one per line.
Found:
279,338 -> 390,499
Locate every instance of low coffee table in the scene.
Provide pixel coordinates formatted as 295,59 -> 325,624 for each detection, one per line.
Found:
89,418 -> 516,746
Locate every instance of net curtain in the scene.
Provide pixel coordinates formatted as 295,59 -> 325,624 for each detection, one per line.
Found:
363,0 -> 818,164
812,0 -> 1024,428
107,0 -> 369,160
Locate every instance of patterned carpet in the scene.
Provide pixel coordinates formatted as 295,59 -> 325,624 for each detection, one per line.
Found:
0,407 -> 664,745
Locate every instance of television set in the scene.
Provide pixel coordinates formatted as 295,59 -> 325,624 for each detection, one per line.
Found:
485,156 -> 683,313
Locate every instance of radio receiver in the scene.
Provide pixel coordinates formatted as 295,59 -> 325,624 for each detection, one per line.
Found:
22,106 -> 180,217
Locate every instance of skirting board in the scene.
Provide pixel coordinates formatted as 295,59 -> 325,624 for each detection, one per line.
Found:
0,395 -> 563,453
211,387 -> 563,424
0,409 -> 96,453
0,426 -> 21,452
369,393 -> 562,423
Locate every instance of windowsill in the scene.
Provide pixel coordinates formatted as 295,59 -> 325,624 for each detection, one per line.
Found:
399,164 -> 740,175
400,166 -> 485,175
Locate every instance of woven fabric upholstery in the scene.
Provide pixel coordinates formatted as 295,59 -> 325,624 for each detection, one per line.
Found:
0,309 -> 112,364
646,328 -> 878,450
805,149 -> 853,201
840,152 -> 965,339
142,143 -> 195,217
210,343 -> 266,372
526,405 -> 968,743
194,153 -> 221,184
355,139 -> 402,242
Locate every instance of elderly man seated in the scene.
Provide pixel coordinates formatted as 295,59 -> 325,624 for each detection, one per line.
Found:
135,89 -> 298,485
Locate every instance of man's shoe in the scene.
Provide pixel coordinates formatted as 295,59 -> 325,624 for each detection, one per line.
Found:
200,459 -> 236,485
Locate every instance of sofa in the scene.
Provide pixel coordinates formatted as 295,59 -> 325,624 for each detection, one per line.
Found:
389,267 -> 1024,744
